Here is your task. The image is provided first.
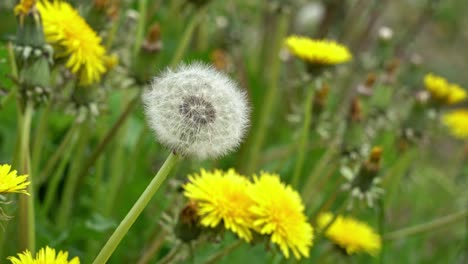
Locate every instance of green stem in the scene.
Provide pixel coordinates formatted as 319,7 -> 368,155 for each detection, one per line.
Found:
204,240 -> 243,264
378,198 -> 385,264
169,7 -> 207,67
42,128 -> 78,215
243,10 -> 289,174
0,89 -> 16,109
136,230 -> 168,264
133,0 -> 148,57
18,101 -> 35,252
384,209 -> 468,240
76,93 -> 139,189
159,242 -> 183,264
93,152 -> 181,264
291,81 -> 317,188
56,123 -> 90,227
31,103 -> 51,178
38,121 -> 79,184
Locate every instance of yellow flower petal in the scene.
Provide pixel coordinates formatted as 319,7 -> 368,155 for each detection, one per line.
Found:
0,164 -> 30,195
249,172 -> 314,259
37,1 -> 112,86
8,246 -> 80,264
285,36 -> 352,65
317,212 -> 381,256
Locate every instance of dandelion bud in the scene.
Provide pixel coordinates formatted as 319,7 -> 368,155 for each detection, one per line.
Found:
174,202 -> 202,242
142,23 -> 163,53
143,63 -> 250,159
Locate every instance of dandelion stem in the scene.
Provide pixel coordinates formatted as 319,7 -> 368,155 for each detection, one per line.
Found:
159,242 -> 183,264
244,10 -> 289,174
38,120 -> 79,184
93,152 -> 181,264
136,230 -> 168,264
42,129 -> 78,215
204,240 -> 243,264
31,103 -> 51,178
17,100 -> 35,252
76,93 -> 139,189
57,123 -> 90,227
384,209 -> 468,241
133,0 -> 148,57
169,6 -> 207,67
291,81 -> 317,188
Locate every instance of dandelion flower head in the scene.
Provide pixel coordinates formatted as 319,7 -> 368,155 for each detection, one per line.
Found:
183,169 -> 255,242
142,63 -> 249,159
424,73 -> 467,105
442,109 -> 468,139
8,246 -> 80,264
14,0 -> 36,17
317,212 -> 381,256
249,172 -> 314,259
37,1 -> 111,86
285,36 -> 352,65
0,164 -> 30,195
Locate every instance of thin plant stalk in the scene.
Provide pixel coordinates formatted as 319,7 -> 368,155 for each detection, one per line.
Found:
38,121 -> 80,184
31,103 -> 51,177
42,129 -> 78,215
132,0 -> 148,57
136,230 -> 168,264
243,10 -> 289,174
56,123 -> 90,227
159,242 -> 183,264
169,6 -> 207,67
291,80 -> 317,188
93,152 -> 181,264
384,209 -> 468,241
204,240 -> 243,264
76,93 -> 139,189
17,100 -> 35,252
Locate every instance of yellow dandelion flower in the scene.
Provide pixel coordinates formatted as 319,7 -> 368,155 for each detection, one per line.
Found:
442,109 -> 468,139
183,169 -> 255,242
0,164 -> 30,195
8,246 -> 80,264
37,1 -> 111,86
249,172 -> 313,259
317,212 -> 381,256
14,0 -> 36,16
285,35 -> 352,65
424,73 -> 467,105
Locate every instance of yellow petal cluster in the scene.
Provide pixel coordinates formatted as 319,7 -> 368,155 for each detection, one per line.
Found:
37,1 -> 112,86
184,170 -> 314,259
285,36 -> 352,65
317,212 -> 381,256
184,169 -> 256,242
8,246 -> 80,264
424,73 -> 467,105
0,164 -> 30,195
442,109 -> 468,139
14,0 -> 36,16
249,172 -> 314,259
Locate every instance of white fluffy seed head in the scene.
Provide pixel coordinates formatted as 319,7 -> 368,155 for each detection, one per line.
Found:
142,62 -> 250,159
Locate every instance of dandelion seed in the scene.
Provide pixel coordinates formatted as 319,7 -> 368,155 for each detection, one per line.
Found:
442,109 -> 468,139
0,164 -> 30,195
143,63 -> 249,159
183,169 -> 255,242
8,246 -> 80,264
37,1 -> 113,86
317,212 -> 381,256
285,36 -> 352,65
248,172 -> 314,259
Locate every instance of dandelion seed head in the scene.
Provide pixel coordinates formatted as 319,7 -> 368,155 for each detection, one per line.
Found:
143,62 -> 249,159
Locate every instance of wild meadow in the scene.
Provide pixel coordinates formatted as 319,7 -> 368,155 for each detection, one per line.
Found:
0,0 -> 467,263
